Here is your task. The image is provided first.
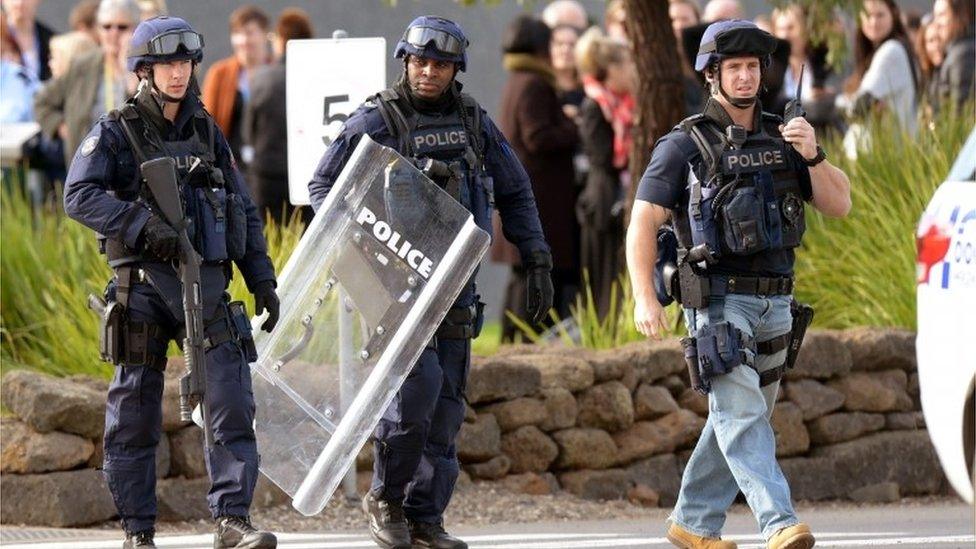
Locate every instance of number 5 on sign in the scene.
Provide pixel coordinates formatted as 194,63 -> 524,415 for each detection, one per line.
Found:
286,37 -> 386,205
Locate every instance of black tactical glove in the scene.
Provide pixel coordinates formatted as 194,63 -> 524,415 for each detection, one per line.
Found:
524,250 -> 554,325
253,281 -> 280,333
142,214 -> 180,260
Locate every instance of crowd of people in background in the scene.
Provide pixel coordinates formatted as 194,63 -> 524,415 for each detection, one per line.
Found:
0,0 -> 973,336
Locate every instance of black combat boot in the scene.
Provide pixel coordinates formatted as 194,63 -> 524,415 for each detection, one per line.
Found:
409,520 -> 468,549
213,515 -> 277,548
362,492 -> 412,549
122,529 -> 156,548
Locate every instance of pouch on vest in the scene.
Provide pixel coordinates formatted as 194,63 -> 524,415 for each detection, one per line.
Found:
695,321 -> 752,390
719,186 -> 770,255
225,192 -> 248,261
193,187 -> 229,261
688,175 -> 723,260
779,192 -> 806,248
228,300 -> 258,362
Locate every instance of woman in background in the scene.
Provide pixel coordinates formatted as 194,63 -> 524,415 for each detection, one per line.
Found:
574,28 -> 635,318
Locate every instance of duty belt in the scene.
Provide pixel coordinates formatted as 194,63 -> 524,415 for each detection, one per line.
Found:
710,274 -> 794,296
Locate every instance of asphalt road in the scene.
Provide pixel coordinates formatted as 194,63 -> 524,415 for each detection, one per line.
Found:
1,500 -> 972,549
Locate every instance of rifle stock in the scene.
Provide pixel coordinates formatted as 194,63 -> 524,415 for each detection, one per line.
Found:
140,158 -> 213,448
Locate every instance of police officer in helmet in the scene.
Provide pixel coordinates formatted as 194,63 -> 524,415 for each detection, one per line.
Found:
626,20 -> 851,549
309,15 -> 553,549
64,16 -> 279,549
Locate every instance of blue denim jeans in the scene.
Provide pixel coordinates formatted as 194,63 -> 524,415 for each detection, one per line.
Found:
670,294 -> 799,540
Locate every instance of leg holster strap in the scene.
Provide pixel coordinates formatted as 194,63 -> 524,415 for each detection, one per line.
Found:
125,320 -> 167,370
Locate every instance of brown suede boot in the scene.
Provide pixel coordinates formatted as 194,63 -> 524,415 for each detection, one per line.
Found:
767,523 -> 815,549
666,523 -> 738,549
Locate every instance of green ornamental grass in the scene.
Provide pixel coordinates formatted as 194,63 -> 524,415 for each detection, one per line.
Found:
0,108 -> 971,373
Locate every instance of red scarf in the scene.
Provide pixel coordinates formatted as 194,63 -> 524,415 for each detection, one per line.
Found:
582,74 -> 635,170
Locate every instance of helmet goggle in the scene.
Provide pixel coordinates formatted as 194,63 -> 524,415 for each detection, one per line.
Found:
130,30 -> 204,57
402,26 -> 466,56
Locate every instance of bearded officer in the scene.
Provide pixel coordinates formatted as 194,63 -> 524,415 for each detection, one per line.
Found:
625,20 -> 851,549
309,15 -> 553,549
63,16 -> 279,549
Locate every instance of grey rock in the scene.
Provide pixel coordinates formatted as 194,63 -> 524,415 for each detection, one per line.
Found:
559,468 -> 631,500
770,402 -> 809,457
785,330 -> 852,381
552,428 -> 618,470
783,379 -> 846,421
465,455 -> 511,480
628,484 -> 661,507
539,387 -> 578,431
807,412 -> 885,445
829,374 -> 910,413
885,412 -> 925,431
850,481 -> 900,503
576,381 -> 635,432
500,472 -> 559,495
840,328 -> 916,372
515,353 -> 594,393
0,469 -> 116,526
876,369 -> 915,411
156,477 -> 211,521
633,384 -> 679,421
66,375 -> 109,393
253,475 -> 291,508
782,431 -> 945,500
168,426 -> 208,478
356,440 -> 374,471
677,388 -> 709,417
156,434 -> 171,478
659,375 -> 688,398
613,410 -> 704,466
457,414 -> 501,462
501,425 -> 559,473
1,370 -> 105,439
625,454 -> 682,507
466,356 -> 541,404
620,363 -> 640,393
482,397 -> 548,432
0,418 -> 94,474
576,348 -> 627,382
464,402 -> 477,423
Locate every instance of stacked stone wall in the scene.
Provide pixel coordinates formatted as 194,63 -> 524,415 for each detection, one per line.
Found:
0,328 -> 946,526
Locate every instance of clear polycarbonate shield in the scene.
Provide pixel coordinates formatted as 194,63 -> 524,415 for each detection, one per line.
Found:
249,135 -> 490,516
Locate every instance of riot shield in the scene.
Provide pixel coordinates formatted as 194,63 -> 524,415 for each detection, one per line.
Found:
250,135 -> 490,516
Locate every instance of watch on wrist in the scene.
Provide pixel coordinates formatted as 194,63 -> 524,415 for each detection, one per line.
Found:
804,145 -> 827,167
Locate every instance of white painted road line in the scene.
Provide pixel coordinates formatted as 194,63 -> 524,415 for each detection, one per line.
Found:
1,532 -> 974,549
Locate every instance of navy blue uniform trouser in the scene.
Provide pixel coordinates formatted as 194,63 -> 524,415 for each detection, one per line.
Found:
370,334 -> 471,524
102,281 -> 259,533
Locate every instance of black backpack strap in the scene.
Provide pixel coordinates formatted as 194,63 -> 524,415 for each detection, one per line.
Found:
459,93 -> 484,166
116,105 -> 151,165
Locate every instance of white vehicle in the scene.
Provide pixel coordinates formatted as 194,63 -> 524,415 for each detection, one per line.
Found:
915,127 -> 976,505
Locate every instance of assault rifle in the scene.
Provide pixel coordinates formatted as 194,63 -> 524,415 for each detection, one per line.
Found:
783,64 -> 806,124
140,157 -> 213,449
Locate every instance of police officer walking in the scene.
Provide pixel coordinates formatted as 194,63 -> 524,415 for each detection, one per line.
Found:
308,16 -> 553,549
626,20 -> 851,549
64,16 -> 280,549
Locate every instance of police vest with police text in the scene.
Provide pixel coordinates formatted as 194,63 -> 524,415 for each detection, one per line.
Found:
372,88 -> 494,235
674,112 -> 806,268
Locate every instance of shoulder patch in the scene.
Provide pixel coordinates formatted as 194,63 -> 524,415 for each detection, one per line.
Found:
80,136 -> 99,157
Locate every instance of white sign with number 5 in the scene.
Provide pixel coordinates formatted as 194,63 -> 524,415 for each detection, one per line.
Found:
286,37 -> 387,205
